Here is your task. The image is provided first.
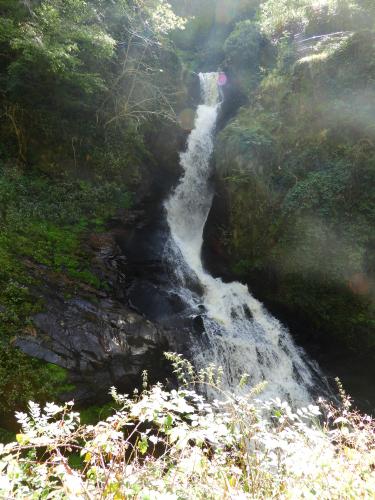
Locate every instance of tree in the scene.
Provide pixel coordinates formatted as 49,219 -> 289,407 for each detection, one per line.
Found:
0,0 -> 186,164
259,0 -> 371,40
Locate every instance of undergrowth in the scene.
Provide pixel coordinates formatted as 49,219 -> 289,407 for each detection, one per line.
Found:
0,354 -> 374,499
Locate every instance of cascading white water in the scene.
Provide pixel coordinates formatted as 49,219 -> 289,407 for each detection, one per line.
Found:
165,73 -> 317,406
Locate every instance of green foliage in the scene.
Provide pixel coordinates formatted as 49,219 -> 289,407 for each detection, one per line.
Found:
216,111 -> 276,175
0,0 -> 185,167
0,165 -> 131,415
0,359 -> 374,498
0,166 -> 129,282
215,6 -> 375,357
172,0 -> 264,71
0,350 -> 74,415
223,19 -> 273,90
259,0 -> 374,40
79,402 -> 115,425
224,20 -> 264,67
172,9 -> 229,71
9,0 -> 115,93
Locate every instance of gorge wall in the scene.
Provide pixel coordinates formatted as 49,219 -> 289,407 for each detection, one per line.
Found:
203,30 -> 375,412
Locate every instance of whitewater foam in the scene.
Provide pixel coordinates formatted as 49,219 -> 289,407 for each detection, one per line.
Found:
165,73 -> 320,406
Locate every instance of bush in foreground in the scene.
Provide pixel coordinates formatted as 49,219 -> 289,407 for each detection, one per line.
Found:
0,355 -> 374,499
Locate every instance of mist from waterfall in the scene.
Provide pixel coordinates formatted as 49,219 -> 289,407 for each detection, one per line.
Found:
165,73 -> 321,406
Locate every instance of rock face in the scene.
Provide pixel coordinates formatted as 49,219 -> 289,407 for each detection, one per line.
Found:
12,77 -> 237,406
13,111 -> 190,405
15,229 -> 177,404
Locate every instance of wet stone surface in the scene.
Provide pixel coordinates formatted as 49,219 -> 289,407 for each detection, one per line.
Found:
15,229 -> 178,405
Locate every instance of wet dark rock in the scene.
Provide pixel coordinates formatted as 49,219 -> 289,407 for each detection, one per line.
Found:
216,71 -> 248,132
202,175 -> 233,281
243,305 -> 253,321
16,231 -> 179,405
127,281 -> 186,322
192,315 -> 205,335
16,294 -> 174,403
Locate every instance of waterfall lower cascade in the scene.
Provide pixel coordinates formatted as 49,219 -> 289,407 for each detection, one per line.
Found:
165,73 -> 319,406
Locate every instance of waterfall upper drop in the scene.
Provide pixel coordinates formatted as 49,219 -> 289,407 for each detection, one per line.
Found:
165,73 -> 318,406
166,73 -> 220,275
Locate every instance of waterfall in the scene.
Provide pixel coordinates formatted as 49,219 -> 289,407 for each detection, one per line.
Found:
165,73 -> 319,406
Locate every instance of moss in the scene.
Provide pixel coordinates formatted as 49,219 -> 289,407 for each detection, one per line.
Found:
0,348 -> 75,415
0,165 -> 131,417
216,29 -> 375,359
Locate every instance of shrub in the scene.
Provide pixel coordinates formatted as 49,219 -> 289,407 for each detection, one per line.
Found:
259,0 -> 375,40
0,356 -> 374,498
224,20 -> 264,67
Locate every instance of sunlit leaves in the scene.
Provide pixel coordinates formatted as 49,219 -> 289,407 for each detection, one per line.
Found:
260,0 -> 367,39
0,360 -> 374,498
10,0 -> 116,89
149,0 -> 188,34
